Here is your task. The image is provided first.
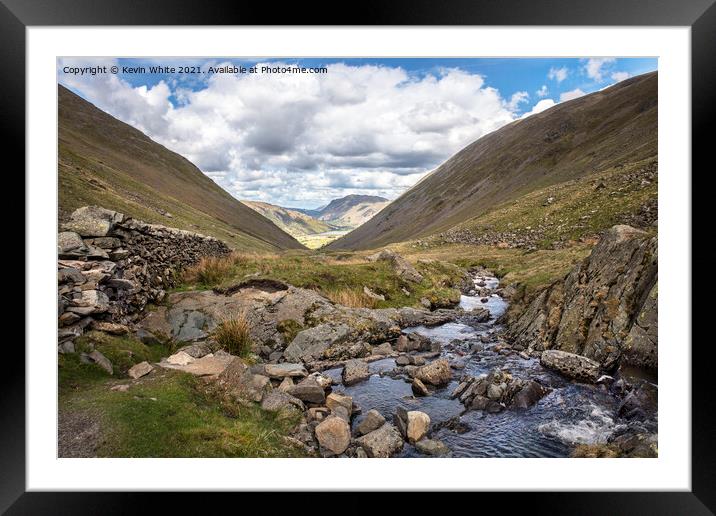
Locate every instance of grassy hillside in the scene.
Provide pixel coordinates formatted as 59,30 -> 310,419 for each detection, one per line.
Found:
58,85 -> 304,251
317,194 -> 390,228
328,72 -> 657,250
241,201 -> 335,237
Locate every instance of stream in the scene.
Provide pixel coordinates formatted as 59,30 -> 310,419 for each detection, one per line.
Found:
324,272 -> 657,457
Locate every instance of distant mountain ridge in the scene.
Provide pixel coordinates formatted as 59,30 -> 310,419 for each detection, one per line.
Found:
327,71 -> 657,250
58,85 -> 304,251
241,201 -> 335,237
315,194 -> 390,228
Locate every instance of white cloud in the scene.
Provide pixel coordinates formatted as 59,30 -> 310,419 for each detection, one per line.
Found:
611,71 -> 630,82
520,99 -> 556,119
536,85 -> 549,97
584,58 -> 616,81
59,60 -> 521,208
548,67 -> 568,83
560,88 -> 586,102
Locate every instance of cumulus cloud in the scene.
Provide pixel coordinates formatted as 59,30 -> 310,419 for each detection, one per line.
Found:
520,99 -> 556,119
548,67 -> 568,83
560,88 -> 586,102
611,71 -> 630,82
536,85 -> 549,97
57,59 -> 577,208
584,58 -> 616,82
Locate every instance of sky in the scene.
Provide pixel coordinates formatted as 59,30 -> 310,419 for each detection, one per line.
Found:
58,57 -> 657,209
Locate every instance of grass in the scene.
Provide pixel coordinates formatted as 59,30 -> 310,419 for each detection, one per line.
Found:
177,251 -> 468,310
60,369 -> 307,458
212,313 -> 253,357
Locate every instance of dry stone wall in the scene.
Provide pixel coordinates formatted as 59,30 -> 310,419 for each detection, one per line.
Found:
58,206 -> 230,345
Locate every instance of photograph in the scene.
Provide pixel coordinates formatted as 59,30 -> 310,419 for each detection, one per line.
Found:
55,56 -> 660,459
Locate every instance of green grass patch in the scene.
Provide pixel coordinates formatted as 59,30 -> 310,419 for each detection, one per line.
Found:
60,370 -> 307,458
74,331 -> 172,376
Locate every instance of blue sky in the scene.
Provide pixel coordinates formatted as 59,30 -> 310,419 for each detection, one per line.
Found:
58,57 -> 657,208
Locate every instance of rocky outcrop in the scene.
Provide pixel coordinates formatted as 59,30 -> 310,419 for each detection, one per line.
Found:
508,225 -> 657,371
451,368 -> 550,412
366,249 -> 424,283
540,350 -> 601,383
58,206 -> 230,347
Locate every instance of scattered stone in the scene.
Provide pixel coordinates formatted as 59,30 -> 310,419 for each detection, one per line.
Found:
177,342 -> 212,358
414,358 -> 452,386
356,423 -> 404,458
411,378 -> 429,397
366,249 -> 423,283
406,411 -> 430,443
278,377 -> 294,392
90,321 -> 129,335
308,407 -> 330,422
395,335 -> 409,352
264,363 -> 309,379
540,350 -> 601,383
110,384 -> 130,392
326,392 -> 353,416
261,390 -> 305,414
363,286 -> 385,301
87,350 -> 112,374
396,355 -> 411,366
342,359 -> 371,386
415,438 -> 450,456
315,416 -> 351,455
356,409 -> 386,436
127,361 -> 153,379
166,351 -> 195,366
288,376 -> 326,404
372,342 -> 393,356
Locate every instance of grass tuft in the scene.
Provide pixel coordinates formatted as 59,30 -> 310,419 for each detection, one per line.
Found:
324,288 -> 378,308
212,312 -> 253,357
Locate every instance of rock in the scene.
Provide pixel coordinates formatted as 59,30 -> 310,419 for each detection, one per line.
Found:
366,249 -> 423,283
470,395 -> 503,413
110,384 -> 130,392
414,358 -> 452,386
363,286 -> 385,301
326,392 -> 353,416
307,371 -> 333,390
177,342 -> 212,358
411,378 -> 429,397
90,321 -> 129,335
511,380 -> 549,409
288,377 -> 326,404
87,350 -> 112,374
372,342 -> 393,356
396,355 -> 411,366
314,416 -> 351,455
216,358 -> 272,403
58,341 -> 75,354
540,350 -> 601,383
406,411 -> 430,443
331,405 -> 351,422
278,377 -> 294,392
166,351 -> 195,366
415,438 -> 450,456
342,359 -> 371,386
67,290 -> 110,315
135,328 -> 162,346
127,361 -> 153,379
58,232 -> 88,255
618,384 -> 658,420
261,390 -> 305,414
395,335 -> 409,352
356,423 -> 404,457
487,383 -> 504,401
62,206 -> 125,237
264,363 -> 309,379
284,324 -> 351,362
509,225 -> 657,370
394,407 -> 409,438
308,407 -> 330,422
356,409 -> 386,436
163,353 -> 233,377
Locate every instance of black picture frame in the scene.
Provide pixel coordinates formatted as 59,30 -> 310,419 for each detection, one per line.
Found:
3,0 -> 710,513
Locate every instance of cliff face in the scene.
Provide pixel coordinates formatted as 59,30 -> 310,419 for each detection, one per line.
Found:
508,225 -> 657,371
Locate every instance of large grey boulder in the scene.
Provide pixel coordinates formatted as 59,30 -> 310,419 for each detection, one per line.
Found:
260,390 -> 305,414
356,423 -> 404,458
413,358 -> 452,386
284,324 -> 351,362
62,206 -> 125,237
314,416 -> 351,455
342,359 -> 371,386
288,376 -> 326,404
264,363 -> 309,379
366,249 -> 423,283
128,361 -> 153,379
540,350 -> 601,383
508,225 -> 657,371
355,409 -> 385,436
58,232 -> 88,256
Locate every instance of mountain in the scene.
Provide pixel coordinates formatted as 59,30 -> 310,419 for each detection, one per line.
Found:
327,71 -> 657,251
58,85 -> 303,251
315,194 -> 390,228
241,201 -> 335,237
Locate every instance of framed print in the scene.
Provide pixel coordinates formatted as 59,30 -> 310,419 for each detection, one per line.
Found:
4,0 -> 711,512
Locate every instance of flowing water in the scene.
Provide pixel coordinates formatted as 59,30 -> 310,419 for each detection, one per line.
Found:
324,272 -> 656,457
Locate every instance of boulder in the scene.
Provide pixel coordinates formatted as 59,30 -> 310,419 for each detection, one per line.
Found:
264,363 -> 309,379
58,232 -> 88,255
372,342 -> 393,356
415,438 -> 450,457
511,380 -> 549,409
86,350 -> 112,374
288,377 -> 326,404
176,342 -> 212,358
342,359 -> 371,386
326,392 -> 353,416
67,290 -> 110,315
395,335 -> 409,352
166,351 -> 195,366
284,323 -> 351,362
62,206 -> 125,237
127,361 -> 153,379
356,409 -> 386,436
366,249 -> 423,283
314,416 -> 351,455
278,377 -> 294,392
540,350 -> 601,383
356,423 -> 404,458
261,390 -> 305,414
90,321 -> 129,335
406,411 -> 430,443
414,358 -> 452,386
411,378 -> 429,397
